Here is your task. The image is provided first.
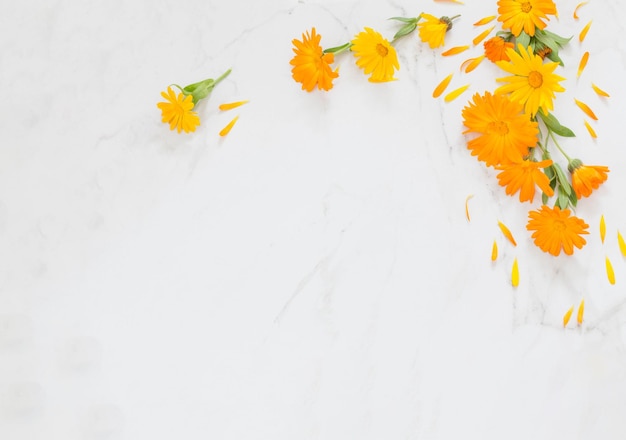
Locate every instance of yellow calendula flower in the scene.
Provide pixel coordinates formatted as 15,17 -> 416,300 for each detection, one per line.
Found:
495,44 -> 565,117
568,159 -> 609,199
290,28 -> 339,91
352,27 -> 399,82
418,14 -> 454,48
157,86 -> 201,133
497,0 -> 557,37
526,205 -> 589,256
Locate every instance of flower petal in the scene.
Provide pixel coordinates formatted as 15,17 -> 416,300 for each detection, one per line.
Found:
584,120 -> 597,138
577,52 -> 589,77
606,256 -> 616,285
219,115 -> 239,137
579,20 -> 592,42
444,84 -> 470,102
473,26 -> 494,46
577,299 -> 585,325
498,221 -> 517,246
563,306 -> 574,327
219,100 -> 249,111
433,73 -> 454,98
574,98 -> 598,120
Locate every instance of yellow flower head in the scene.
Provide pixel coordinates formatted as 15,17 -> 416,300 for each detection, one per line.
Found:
157,86 -> 200,133
497,0 -> 557,37
527,205 -> 589,256
568,159 -> 610,199
351,27 -> 399,82
418,13 -> 452,49
290,28 -> 339,92
462,92 -> 539,167
484,36 -> 514,62
495,44 -> 565,117
496,158 -> 554,202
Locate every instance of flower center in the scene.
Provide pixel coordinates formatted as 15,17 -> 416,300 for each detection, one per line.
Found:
521,2 -> 532,13
487,121 -> 510,136
376,43 -> 388,57
528,71 -> 543,88
553,220 -> 566,231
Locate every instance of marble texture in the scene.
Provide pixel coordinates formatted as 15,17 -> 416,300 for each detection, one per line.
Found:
2,0 -> 626,439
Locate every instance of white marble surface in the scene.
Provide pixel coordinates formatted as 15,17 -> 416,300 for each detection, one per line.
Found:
2,0 -> 626,438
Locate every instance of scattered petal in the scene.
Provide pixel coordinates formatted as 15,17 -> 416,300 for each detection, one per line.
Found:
577,51 -> 589,77
618,230 -> 626,257
462,55 -> 485,73
563,306 -> 574,327
600,215 -> 606,243
574,98 -> 598,120
473,26 -> 494,46
433,73 -> 454,98
573,2 -> 587,19
592,83 -> 610,98
474,15 -> 496,26
579,20 -> 592,42
491,240 -> 498,261
219,115 -> 239,137
606,256 -> 616,285
577,299 -> 585,325
498,221 -> 517,246
219,100 -> 249,111
512,257 -> 519,287
444,84 -> 470,102
442,45 -> 469,56
465,194 -> 473,221
584,120 -> 597,139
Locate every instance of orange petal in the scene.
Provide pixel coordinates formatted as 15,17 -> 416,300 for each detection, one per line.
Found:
465,194 -> 473,221
219,100 -> 249,111
592,83 -> 610,97
472,26 -> 494,45
573,2 -> 587,19
584,120 -> 597,139
606,256 -> 616,285
433,73 -> 454,98
463,55 -> 485,73
574,98 -> 598,120
219,115 -> 239,137
444,84 -> 470,102
498,221 -> 517,246
618,230 -> 626,257
600,215 -> 606,243
511,258 -> 519,287
579,20 -> 592,42
473,15 -> 496,26
442,45 -> 469,56
491,240 -> 498,262
563,306 -> 574,327
577,51 -> 589,77
577,299 -> 585,325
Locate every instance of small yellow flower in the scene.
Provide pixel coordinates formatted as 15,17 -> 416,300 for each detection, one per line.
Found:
157,86 -> 200,133
290,28 -> 339,91
418,14 -> 453,48
497,0 -> 557,37
526,205 -> 589,256
569,160 -> 609,199
352,28 -> 399,82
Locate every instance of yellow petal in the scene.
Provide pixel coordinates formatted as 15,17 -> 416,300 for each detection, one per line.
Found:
592,83 -> 610,98
444,84 -> 470,103
600,215 -> 606,243
465,194 -> 473,221
491,240 -> 498,262
219,115 -> 239,137
511,258 -> 519,287
498,221 -> 517,246
442,45 -> 469,56
579,20 -> 592,42
573,2 -> 587,19
606,256 -> 616,285
473,15 -> 496,26
584,120 -> 597,139
462,55 -> 485,73
433,73 -> 454,98
219,100 -> 249,111
472,26 -> 494,46
563,306 -> 574,327
618,230 -> 626,257
577,299 -> 585,325
577,51 -> 589,77
574,98 -> 598,120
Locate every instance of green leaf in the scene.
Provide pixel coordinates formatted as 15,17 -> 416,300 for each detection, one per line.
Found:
537,110 -> 576,137
542,192 -> 549,205
389,16 -> 419,24
553,163 -> 572,196
557,188 -> 570,210
540,29 -> 572,47
393,22 -> 417,40
516,31 -> 531,49
568,189 -> 578,207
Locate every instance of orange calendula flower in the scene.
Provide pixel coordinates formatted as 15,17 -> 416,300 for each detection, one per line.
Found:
526,205 -> 589,256
157,86 -> 201,133
496,158 -> 554,203
495,44 -> 565,117
290,28 -> 338,92
418,14 -> 453,49
352,28 -> 399,82
462,92 -> 539,167
497,0 -> 557,37
484,36 -> 514,62
569,159 -> 609,199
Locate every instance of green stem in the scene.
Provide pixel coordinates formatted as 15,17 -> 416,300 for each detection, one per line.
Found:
323,42 -> 353,55
213,69 -> 232,87
547,129 -> 572,162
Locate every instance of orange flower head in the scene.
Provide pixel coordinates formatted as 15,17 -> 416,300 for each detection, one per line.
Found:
418,14 -> 453,49
527,205 -> 589,256
484,36 -> 514,62
290,28 -> 338,91
157,86 -> 200,133
496,158 -> 554,202
462,92 -> 539,167
568,159 -> 610,199
497,0 -> 557,37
